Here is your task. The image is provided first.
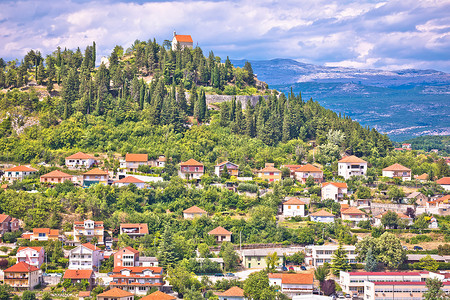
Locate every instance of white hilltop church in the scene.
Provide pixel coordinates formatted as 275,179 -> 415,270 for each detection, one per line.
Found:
172,31 -> 193,50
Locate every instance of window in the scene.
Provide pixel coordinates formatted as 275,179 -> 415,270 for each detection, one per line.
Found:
288,206 -> 291,209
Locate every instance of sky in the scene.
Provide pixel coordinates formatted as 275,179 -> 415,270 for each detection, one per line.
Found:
1,0 -> 450,72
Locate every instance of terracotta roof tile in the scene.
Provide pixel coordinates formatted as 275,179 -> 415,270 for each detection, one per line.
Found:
116,246 -> 140,255
33,228 -> 59,236
0,214 -> 10,223
78,291 -> 91,297
259,166 -> 281,173
382,163 -> 411,172
5,262 -> 39,273
268,273 -> 314,284
141,291 -> 176,300
338,156 -> 367,163
120,224 -> 149,234
294,164 -> 322,172
4,165 -> 38,172
174,35 -> 193,43
283,198 -> 306,205
83,168 -> 108,175
18,247 -> 43,252
40,170 -> 72,178
180,159 -> 203,166
125,153 -> 148,162
341,207 -> 366,215
81,243 -> 100,251
63,269 -> 93,279
310,209 -> 335,217
183,206 -> 207,214
115,176 -> 145,183
218,286 -> 244,297
437,177 -> 450,185
97,288 -> 134,298
66,152 -> 96,159
322,182 -> 348,188
415,173 -> 428,180
208,226 -> 232,235
112,266 -> 163,273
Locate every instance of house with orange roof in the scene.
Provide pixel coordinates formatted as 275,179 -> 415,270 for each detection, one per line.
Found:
294,164 -> 323,184
183,206 -> 207,219
268,273 -> 314,297
258,163 -> 282,182
338,156 -> 367,179
427,195 -> 450,209
437,177 -> 450,191
382,163 -> 412,181
74,220 -> 104,245
215,161 -> 239,177
40,170 -> 74,184
121,153 -> 149,173
141,290 -> 176,300
65,152 -> 97,169
406,191 -> 428,206
97,288 -> 134,300
172,31 -> 193,50
415,173 -> 429,183
82,168 -> 109,187
208,226 -> 232,243
3,165 -> 38,182
114,247 -> 140,268
30,228 -> 59,241
153,155 -> 167,168
16,247 -> 45,268
114,176 -> 145,188
281,164 -> 303,178
78,291 -> 91,299
341,207 -> 368,223
282,198 -> 306,217
321,182 -> 348,201
0,214 -> 20,234
218,286 -> 245,300
178,159 -> 204,180
374,211 -> 413,227
309,210 -> 335,223
68,243 -> 104,270
109,266 -> 164,295
63,269 -> 95,290
4,262 -> 41,290
120,224 -> 149,239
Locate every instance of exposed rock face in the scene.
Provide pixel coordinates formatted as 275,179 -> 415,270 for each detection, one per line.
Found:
184,93 -> 269,109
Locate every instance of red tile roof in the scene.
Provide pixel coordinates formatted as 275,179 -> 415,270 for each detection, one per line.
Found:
310,209 -> 335,217
112,266 -> 163,274
141,291 -> 176,300
125,153 -> 148,162
40,170 -> 72,178
97,288 -> 134,298
63,269 -> 94,279
83,168 -> 108,175
66,152 -> 96,159
180,159 -> 203,166
18,247 -> 43,252
283,198 -> 306,205
259,166 -> 281,173
82,243 -> 100,251
208,226 -> 232,235
115,176 -> 144,183
294,164 -> 322,172
218,286 -> 244,297
174,35 -> 193,43
322,182 -> 348,188
348,271 -> 423,276
382,163 -> 411,172
341,207 -> 366,215
33,228 -> 59,236
116,246 -> 140,255
339,156 -> 367,163
268,273 -> 314,284
5,262 -> 39,273
78,291 -> 91,297
416,173 -> 428,180
120,223 -> 149,234
437,177 -> 450,185
4,165 -> 38,172
0,214 -> 10,223
183,206 -> 207,214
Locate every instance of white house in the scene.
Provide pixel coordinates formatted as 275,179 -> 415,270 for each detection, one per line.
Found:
338,156 -> 367,179
437,177 -> 450,191
268,273 -> 314,297
282,198 -> 306,217
171,31 -> 193,50
309,210 -> 335,223
321,182 -> 348,201
65,152 -> 97,169
214,161 -> 239,177
68,243 -> 103,270
305,245 -> 357,267
382,163 -> 412,181
16,247 -> 45,268
3,165 -> 38,182
183,206 -> 207,219
114,176 -> 146,188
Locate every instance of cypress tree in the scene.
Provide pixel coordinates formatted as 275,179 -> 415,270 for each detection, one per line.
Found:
364,247 -> 378,272
331,242 -> 351,275
92,41 -> 96,69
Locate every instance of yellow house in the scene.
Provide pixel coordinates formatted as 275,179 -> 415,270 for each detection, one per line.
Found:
258,164 -> 282,182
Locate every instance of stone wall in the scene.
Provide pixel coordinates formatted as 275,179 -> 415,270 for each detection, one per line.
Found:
370,202 -> 415,215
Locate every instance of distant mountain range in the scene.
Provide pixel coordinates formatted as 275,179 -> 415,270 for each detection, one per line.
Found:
232,59 -> 450,141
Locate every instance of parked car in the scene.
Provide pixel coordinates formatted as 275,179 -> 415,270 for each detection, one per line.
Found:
225,272 -> 235,277
300,266 -> 307,270
281,266 -> 288,271
345,294 -> 351,298
214,273 -> 224,277
414,246 -> 423,251
288,266 -> 294,271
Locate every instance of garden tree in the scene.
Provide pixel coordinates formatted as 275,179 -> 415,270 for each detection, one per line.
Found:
387,185 -> 405,203
21,291 -> 36,300
197,243 -> 211,258
166,265 -> 201,298
331,242 -> 351,275
381,211 -> 400,229
289,251 -> 305,265
41,292 -> 51,300
371,225 -> 385,238
364,247 -> 378,272
423,278 -> 450,300
414,214 -> 429,231
418,255 -> 439,271
297,226 -> 315,245
265,252 -> 278,272
321,279 -> 336,296
184,289 -> 203,300
356,233 -> 406,269
314,265 -> 329,285
0,284 -> 12,300
305,175 -> 315,187
438,244 -> 450,256
356,186 -> 371,199
221,165 -> 230,179
219,242 -> 239,271
244,270 -> 278,300
406,207 -> 416,219
357,220 -> 371,230
157,226 -> 178,268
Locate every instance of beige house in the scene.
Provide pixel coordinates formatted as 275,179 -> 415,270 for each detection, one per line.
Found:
258,163 -> 282,182
382,163 -> 412,181
4,262 -> 41,291
183,206 -> 207,219
122,153 -> 148,173
208,226 -> 232,243
40,170 -> 73,184
341,207 -> 368,222
294,164 -> 323,184
74,220 -> 104,244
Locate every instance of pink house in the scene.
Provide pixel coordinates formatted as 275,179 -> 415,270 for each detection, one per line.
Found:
16,247 -> 45,268
178,159 -> 204,180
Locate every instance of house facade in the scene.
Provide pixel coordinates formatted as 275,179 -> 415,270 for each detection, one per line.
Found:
282,198 -> 306,217
97,288 -> 134,300
40,170 -> 73,184
16,247 -> 45,268
65,152 -> 97,169
171,32 -> 193,50
114,176 -> 145,188
123,154 -> 148,173
82,168 -> 109,187
374,211 -> 413,227
74,220 -> 104,244
183,206 -> 207,219
321,182 -> 348,201
120,224 -> 149,239
3,165 -> 38,182
437,177 -> 450,191
109,266 -> 164,295
294,164 -> 323,184
63,269 -> 96,290
4,262 -> 41,291
30,228 -> 59,241
258,164 -> 282,182
215,161 -> 239,177
305,245 -> 357,267
69,243 -> 103,270
178,159 -> 204,180
309,210 -> 335,223
341,207 -> 368,223
268,273 -> 314,297
338,156 -> 367,179
382,163 -> 412,181
0,214 -> 20,234
114,247 -> 140,268
208,226 -> 232,243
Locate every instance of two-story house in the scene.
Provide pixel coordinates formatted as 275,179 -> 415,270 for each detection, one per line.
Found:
123,154 -> 148,173
29,228 -> 59,241
321,182 -> 348,201
215,161 -> 239,177
338,156 -> 367,179
282,198 -> 306,217
437,177 -> 450,191
258,164 -> 282,182
305,245 -> 357,267
40,170 -> 73,184
178,159 -> 204,180
268,273 -> 314,297
63,269 -> 96,290
120,224 -> 148,239
114,247 -> 140,268
109,266 -> 164,295
341,207 -> 368,223
82,168 -> 109,187
0,214 -> 20,234
382,163 -> 412,181
281,165 -> 303,178
69,243 -> 104,270
183,206 -> 207,219
171,31 -> 193,50
97,288 -> 134,300
3,165 -> 38,182
294,164 -> 323,184
208,226 -> 232,243
74,220 -> 104,244
65,152 -> 97,169
16,247 -> 45,268
4,262 -> 41,291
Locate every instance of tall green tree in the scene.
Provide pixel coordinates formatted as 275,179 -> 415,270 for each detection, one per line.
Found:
331,242 -> 351,275
423,278 -> 450,300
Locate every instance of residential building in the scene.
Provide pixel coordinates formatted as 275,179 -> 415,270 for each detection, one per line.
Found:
382,163 -> 412,181
0,214 -> 20,234
74,220 -> 104,244
65,152 -> 97,169
402,143 -> 412,149
415,173 -> 429,182
138,257 -> 158,267
141,291 -> 175,300
79,291 -> 91,300
114,247 -> 140,268
374,211 -> 413,227
63,269 -> 96,290
281,165 -> 303,178
215,161 -> 239,177
437,177 -> 450,191
268,273 -> 314,297
82,168 -> 109,187
282,198 -> 306,217
30,228 -> 59,241
305,245 -> 357,267
258,163 -> 282,182
16,247 -> 45,268
40,170 -> 73,184
183,206 -> 207,219
3,165 -> 38,182
171,31 -> 193,50
341,207 -> 368,223
309,210 -> 335,223
363,280 -> 450,300
406,191 -> 428,206
338,156 -> 367,179
218,286 -> 245,300
208,226 -> 232,243
109,266 -> 164,295
123,154 -> 148,173
97,288 -> 134,300
242,248 -> 301,269
68,243 -> 104,270
178,159 -> 204,180
155,155 -> 167,168
114,176 -> 146,188
294,164 -> 323,184
3,262 -> 41,291
120,224 -> 149,239
321,182 -> 348,201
